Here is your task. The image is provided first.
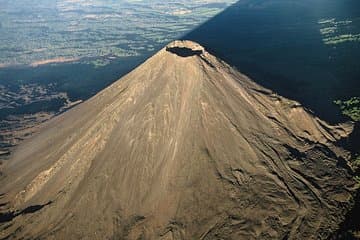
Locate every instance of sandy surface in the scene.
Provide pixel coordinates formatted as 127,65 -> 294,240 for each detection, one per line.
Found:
0,40 -> 356,240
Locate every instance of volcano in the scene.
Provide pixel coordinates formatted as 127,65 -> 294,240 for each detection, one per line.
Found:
0,41 -> 356,239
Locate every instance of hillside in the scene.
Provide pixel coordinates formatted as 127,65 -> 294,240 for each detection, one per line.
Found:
0,40 -> 356,240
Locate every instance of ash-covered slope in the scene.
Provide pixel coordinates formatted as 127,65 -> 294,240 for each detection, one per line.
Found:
0,41 -> 356,240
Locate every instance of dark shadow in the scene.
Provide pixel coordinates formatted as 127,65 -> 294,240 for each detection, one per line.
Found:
184,0 -> 360,124
0,211 -> 14,223
331,191 -> 360,240
20,203 -> 50,215
166,47 -> 203,57
0,151 -> 9,157
337,123 -> 360,155
0,202 -> 8,208
0,201 -> 52,223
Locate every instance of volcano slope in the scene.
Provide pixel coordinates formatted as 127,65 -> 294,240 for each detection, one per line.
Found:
0,41 -> 356,240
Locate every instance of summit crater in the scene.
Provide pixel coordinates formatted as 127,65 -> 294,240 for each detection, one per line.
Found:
0,41 -> 356,240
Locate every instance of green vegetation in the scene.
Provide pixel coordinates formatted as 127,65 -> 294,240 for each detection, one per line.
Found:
351,155 -> 360,176
353,156 -> 360,168
334,97 -> 360,122
323,34 -> 360,45
0,0 -> 236,67
334,97 -> 360,190
320,27 -> 336,35
318,17 -> 360,45
91,59 -> 111,69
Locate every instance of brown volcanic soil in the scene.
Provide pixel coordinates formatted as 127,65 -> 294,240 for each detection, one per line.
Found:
0,40 -> 357,240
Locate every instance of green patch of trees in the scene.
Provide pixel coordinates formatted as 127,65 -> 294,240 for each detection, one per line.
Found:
334,97 -> 360,122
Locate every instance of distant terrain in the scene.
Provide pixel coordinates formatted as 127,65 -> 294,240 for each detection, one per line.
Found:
0,0 -> 236,157
0,0 -> 235,67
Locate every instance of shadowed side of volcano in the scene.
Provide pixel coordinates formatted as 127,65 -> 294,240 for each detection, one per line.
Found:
184,0 -> 360,124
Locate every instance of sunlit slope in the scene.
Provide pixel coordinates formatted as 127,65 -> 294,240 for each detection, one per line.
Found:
0,41 -> 356,240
